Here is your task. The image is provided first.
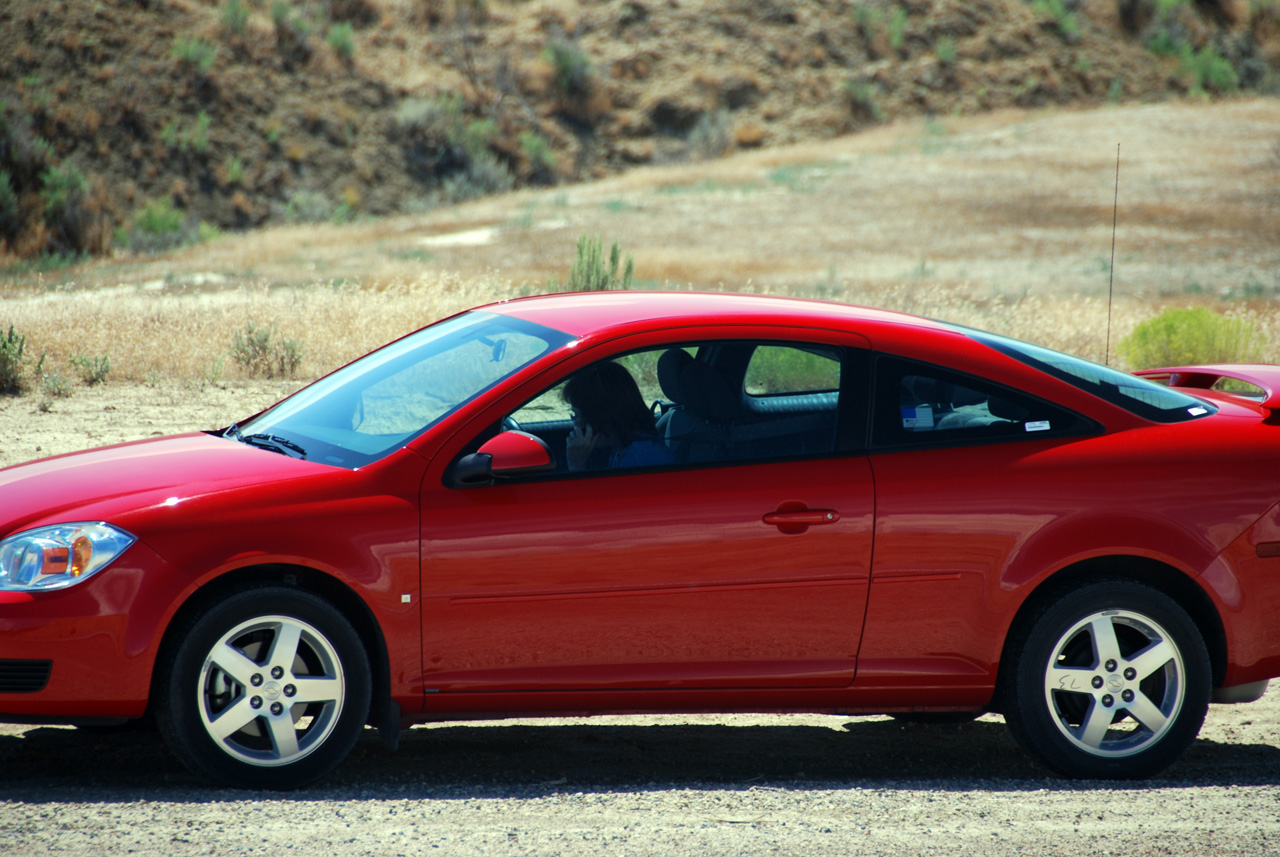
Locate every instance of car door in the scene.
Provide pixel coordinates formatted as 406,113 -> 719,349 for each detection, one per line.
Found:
416,332 -> 875,693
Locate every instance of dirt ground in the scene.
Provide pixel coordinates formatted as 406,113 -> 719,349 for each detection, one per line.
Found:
2,693 -> 1280,856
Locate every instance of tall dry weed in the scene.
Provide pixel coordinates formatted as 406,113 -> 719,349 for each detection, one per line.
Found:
1,272 -> 523,385
3,277 -> 1277,389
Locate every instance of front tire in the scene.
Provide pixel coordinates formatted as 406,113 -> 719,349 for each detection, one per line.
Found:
1002,579 -> 1210,779
156,587 -> 371,789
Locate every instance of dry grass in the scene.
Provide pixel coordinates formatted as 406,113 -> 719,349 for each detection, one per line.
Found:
8,274 -> 1280,390
2,273 -> 521,385
3,100 -> 1279,388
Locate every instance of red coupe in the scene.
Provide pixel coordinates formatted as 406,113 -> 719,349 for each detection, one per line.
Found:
3,291 -> 1279,788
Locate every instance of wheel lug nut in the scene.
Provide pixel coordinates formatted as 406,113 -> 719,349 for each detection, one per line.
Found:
270,702 -> 283,716
1124,668 -> 1137,681
1101,694 -> 1114,708
1092,675 -> 1104,689
250,674 -> 263,687
283,685 -> 296,697
1122,690 -> 1134,703
1105,660 -> 1117,672
250,696 -> 263,709
271,666 -> 284,680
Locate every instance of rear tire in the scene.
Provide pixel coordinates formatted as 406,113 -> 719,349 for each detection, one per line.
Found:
156,587 -> 371,789
1002,579 -> 1210,779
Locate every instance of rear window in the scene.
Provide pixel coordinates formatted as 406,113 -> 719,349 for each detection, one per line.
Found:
967,330 -> 1217,423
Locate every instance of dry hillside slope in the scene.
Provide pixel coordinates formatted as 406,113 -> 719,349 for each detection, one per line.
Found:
1,0 -> 1277,263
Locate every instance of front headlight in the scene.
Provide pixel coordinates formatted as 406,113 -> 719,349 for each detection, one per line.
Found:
0,523 -> 137,591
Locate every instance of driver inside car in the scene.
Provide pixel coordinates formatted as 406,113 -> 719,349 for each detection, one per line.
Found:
562,361 -> 675,472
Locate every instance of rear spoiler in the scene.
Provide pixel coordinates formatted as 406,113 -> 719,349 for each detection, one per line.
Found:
1133,364 -> 1280,413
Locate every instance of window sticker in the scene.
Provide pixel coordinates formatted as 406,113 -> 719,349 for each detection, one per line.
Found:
902,404 -> 934,429
1188,406 -> 1208,416
1025,420 -> 1051,432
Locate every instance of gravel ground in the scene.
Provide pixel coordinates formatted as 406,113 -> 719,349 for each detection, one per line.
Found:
3,691 -> 1280,857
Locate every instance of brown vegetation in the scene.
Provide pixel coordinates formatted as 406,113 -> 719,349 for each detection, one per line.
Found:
1,0 -> 1278,261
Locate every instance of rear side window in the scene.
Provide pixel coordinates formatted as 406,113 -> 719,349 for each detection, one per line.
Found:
744,345 -> 841,396
873,356 -> 1092,448
966,329 -> 1217,423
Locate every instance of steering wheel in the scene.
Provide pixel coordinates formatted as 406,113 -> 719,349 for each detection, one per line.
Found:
500,415 -> 520,432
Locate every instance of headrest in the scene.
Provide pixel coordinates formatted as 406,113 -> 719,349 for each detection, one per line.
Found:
658,348 -> 694,402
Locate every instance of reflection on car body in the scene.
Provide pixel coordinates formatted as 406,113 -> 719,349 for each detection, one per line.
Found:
3,291 -> 1280,789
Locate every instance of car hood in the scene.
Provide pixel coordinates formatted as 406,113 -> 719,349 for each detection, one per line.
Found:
0,433 -> 336,535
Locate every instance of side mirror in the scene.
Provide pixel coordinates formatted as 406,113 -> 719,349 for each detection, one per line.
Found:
452,431 -> 554,487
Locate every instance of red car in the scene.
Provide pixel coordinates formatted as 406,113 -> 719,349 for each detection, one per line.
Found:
3,291 -> 1279,789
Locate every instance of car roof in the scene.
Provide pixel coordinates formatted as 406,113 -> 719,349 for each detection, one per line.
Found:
479,290 -> 957,339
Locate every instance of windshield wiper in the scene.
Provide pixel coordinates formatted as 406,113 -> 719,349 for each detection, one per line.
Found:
224,424 -> 308,459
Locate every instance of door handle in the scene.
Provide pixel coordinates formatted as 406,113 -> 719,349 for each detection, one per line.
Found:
762,502 -> 840,534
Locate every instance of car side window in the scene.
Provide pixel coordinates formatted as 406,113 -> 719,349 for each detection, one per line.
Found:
873,355 -> 1089,448
489,341 -> 855,478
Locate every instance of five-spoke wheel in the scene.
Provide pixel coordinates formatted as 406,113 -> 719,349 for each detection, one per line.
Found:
1003,580 -> 1210,779
157,587 -> 371,789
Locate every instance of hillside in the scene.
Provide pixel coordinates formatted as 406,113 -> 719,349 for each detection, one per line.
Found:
1,0 -> 1277,263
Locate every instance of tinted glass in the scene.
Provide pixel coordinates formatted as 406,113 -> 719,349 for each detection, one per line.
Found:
497,341 -> 850,475
874,355 -> 1090,448
967,329 -> 1216,423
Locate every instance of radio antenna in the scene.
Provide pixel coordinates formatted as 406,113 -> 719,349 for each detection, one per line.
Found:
1105,143 -> 1120,366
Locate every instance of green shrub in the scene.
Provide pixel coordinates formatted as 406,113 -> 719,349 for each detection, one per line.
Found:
221,0 -> 250,35
519,131 -> 555,173
134,197 -> 184,236
1118,306 -> 1262,369
842,79 -> 885,122
935,36 -> 957,64
271,1 -> 314,66
160,112 -> 213,153
39,368 -> 72,400
39,165 -> 97,253
0,169 -> 16,233
70,354 -> 111,386
439,151 -> 514,202
1032,0 -> 1081,39
543,39 -> 592,97
326,22 -> 356,60
461,117 -> 497,159
224,155 -> 245,185
888,8 -> 908,51
0,326 -> 27,395
40,165 -> 89,226
564,235 -> 633,292
173,36 -> 219,74
231,322 -> 303,379
1181,45 -> 1239,94
122,197 -> 203,252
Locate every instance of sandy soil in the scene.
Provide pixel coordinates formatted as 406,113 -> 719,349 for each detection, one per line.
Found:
2,693 -> 1279,856
0,380 -> 299,470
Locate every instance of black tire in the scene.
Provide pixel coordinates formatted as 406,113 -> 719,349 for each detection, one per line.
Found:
1002,579 -> 1210,779
156,587 -> 371,790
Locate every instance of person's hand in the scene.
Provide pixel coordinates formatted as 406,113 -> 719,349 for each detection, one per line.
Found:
566,422 -> 597,471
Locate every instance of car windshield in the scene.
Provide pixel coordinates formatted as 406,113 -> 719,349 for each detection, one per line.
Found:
235,311 -> 572,468
967,329 -> 1217,423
